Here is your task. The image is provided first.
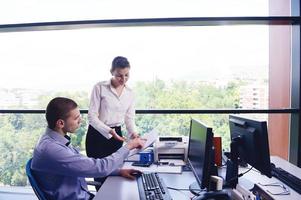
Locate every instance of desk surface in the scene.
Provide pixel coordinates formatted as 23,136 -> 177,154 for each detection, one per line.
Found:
94,171 -> 195,200
240,156 -> 301,200
94,156 -> 301,200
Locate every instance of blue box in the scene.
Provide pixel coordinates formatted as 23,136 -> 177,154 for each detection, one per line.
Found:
139,149 -> 154,163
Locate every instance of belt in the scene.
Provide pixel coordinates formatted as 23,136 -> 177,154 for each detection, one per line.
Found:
110,125 -> 121,129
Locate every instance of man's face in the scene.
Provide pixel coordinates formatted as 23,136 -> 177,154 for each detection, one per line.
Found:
62,108 -> 81,134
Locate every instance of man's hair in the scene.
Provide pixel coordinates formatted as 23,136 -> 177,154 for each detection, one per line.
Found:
111,56 -> 130,72
46,97 -> 78,129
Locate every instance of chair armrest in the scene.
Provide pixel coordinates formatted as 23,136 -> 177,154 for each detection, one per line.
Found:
86,180 -> 103,187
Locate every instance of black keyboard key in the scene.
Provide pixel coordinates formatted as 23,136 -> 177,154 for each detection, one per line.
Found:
136,173 -> 172,200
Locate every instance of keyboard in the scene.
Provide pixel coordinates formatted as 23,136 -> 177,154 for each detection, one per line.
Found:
271,163 -> 301,194
136,172 -> 172,200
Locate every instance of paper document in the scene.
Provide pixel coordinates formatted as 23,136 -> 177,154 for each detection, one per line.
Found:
128,129 -> 158,157
159,159 -> 186,166
123,162 -> 182,174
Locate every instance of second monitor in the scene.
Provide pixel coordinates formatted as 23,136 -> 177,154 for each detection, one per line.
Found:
226,115 -> 272,187
188,118 -> 214,192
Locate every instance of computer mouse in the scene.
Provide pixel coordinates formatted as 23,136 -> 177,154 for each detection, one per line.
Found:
130,171 -> 142,177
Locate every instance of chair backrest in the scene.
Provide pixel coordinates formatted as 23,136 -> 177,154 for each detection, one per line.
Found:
26,158 -> 47,200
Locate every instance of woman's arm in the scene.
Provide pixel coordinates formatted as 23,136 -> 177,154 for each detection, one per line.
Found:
88,84 -> 113,139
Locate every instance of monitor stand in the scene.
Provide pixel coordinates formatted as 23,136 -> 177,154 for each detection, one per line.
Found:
189,181 -> 203,196
225,137 -> 240,188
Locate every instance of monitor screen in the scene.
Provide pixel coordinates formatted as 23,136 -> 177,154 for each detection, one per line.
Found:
188,118 -> 213,189
229,115 -> 272,178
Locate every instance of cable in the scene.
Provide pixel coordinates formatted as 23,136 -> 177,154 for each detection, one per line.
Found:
240,166 -> 254,176
166,187 -> 194,200
167,186 -> 207,200
226,166 -> 254,184
250,167 -> 261,174
167,187 -> 190,191
191,191 -> 203,200
167,186 -> 200,191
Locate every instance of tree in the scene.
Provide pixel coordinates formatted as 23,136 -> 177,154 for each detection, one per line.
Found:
0,79 -> 242,186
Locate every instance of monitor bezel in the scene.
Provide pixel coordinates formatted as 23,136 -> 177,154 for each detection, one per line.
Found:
187,118 -> 214,189
229,115 -> 272,178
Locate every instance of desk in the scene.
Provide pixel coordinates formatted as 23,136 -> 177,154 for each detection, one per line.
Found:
239,156 -> 301,200
94,171 -> 195,200
94,156 -> 301,200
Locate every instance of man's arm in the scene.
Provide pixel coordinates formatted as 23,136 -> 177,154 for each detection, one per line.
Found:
32,138 -> 145,178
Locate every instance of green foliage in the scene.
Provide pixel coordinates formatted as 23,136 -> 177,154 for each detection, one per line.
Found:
35,91 -> 89,109
8,114 -> 24,130
0,121 -> 41,186
134,79 -> 240,149
0,79 -> 241,186
71,115 -> 88,149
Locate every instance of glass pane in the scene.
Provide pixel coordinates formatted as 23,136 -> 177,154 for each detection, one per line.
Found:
0,25 -> 273,110
0,113 -> 289,188
1,0 -> 297,24
136,113 -> 280,150
0,0 -> 276,24
0,113 -> 87,187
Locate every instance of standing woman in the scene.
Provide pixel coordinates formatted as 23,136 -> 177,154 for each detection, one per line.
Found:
85,56 -> 139,188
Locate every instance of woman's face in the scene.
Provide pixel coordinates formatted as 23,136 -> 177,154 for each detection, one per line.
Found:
111,67 -> 130,86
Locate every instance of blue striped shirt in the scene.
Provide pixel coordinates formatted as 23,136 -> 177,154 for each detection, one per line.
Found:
31,128 -> 129,200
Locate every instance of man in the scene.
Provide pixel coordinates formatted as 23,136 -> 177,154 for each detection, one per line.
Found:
31,97 -> 145,200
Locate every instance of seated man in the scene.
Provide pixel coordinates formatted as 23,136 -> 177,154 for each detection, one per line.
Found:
31,97 -> 145,200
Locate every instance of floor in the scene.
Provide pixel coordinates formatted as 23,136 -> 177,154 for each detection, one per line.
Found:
0,184 -> 96,200
0,186 -> 37,200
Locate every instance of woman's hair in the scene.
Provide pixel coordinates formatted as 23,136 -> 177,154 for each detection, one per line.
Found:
46,97 -> 78,129
111,56 -> 130,73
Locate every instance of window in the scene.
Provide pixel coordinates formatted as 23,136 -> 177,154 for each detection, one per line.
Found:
0,25 -> 268,110
0,0 -> 299,190
0,0 -> 271,25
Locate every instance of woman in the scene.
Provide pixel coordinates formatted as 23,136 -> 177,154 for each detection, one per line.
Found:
85,56 -> 139,188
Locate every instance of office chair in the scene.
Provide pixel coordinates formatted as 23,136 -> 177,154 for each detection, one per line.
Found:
26,158 -> 48,200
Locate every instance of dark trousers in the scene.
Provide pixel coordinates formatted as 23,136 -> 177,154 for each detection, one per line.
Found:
85,125 -> 123,190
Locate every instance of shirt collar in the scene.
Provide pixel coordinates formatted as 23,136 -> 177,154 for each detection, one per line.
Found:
64,135 -> 71,146
45,127 -> 71,146
108,80 -> 131,97
107,79 -> 129,89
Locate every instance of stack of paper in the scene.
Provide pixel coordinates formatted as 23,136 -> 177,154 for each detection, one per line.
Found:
128,129 -> 158,157
122,162 -> 182,174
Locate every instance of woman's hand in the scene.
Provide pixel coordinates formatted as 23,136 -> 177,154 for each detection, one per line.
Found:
126,137 -> 146,150
130,132 -> 139,139
109,129 -> 126,142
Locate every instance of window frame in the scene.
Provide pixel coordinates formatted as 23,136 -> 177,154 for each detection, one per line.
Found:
0,10 -> 300,166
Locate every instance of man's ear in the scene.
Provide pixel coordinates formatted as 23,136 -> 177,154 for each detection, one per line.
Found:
56,119 -> 65,129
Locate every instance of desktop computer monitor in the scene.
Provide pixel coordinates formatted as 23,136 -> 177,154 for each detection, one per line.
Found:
188,118 -> 214,191
226,115 -> 272,187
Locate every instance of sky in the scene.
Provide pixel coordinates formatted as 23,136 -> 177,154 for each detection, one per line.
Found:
0,0 -> 268,24
0,0 -> 269,91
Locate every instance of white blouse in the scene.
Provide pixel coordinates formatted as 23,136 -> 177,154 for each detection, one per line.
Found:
88,81 -> 136,139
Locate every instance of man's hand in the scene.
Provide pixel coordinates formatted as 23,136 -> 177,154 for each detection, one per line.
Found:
109,129 -> 126,142
126,137 -> 146,150
119,169 -> 142,180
